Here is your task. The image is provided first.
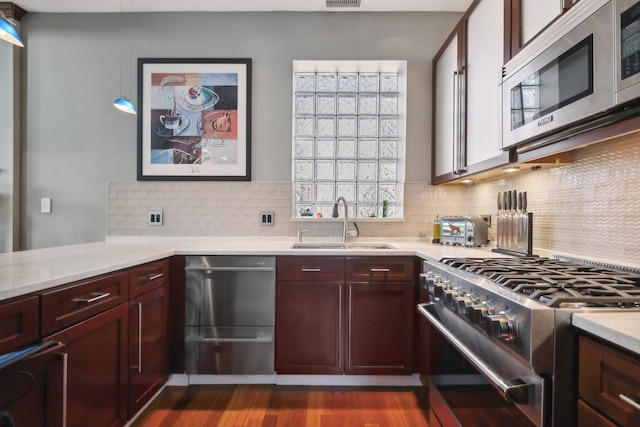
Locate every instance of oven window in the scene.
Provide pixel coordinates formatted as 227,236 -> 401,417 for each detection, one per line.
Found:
510,34 -> 594,130
621,1 -> 640,80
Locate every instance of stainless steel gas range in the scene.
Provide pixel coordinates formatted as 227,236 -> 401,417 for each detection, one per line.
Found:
418,256 -> 640,427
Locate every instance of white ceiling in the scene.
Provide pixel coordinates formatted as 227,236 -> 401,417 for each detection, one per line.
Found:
13,0 -> 473,14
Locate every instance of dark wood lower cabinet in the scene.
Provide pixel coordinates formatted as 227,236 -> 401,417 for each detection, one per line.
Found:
47,304 -> 128,427
346,282 -> 413,375
275,281 -> 344,374
128,285 -> 169,418
0,342 -> 66,427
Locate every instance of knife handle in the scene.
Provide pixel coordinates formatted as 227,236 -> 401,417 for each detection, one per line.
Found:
518,193 -> 523,212
512,190 -> 518,211
504,191 -> 510,211
522,192 -> 527,212
497,192 -> 502,211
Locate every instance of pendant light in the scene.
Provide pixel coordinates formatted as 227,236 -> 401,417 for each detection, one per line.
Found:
113,0 -> 136,115
0,11 -> 23,47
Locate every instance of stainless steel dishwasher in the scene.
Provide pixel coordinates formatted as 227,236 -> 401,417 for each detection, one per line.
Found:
184,256 -> 275,375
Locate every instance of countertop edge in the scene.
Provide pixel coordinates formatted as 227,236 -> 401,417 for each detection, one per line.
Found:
573,312 -> 640,356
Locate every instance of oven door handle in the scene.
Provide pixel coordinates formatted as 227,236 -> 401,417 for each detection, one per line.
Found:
418,302 -> 533,404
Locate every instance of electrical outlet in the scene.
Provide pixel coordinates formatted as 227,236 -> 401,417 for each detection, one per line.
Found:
481,214 -> 491,226
260,211 -> 274,226
148,210 -> 163,226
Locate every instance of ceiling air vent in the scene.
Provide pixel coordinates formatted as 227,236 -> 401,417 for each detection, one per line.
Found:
326,0 -> 361,8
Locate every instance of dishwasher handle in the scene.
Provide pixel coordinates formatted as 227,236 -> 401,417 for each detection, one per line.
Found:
185,332 -> 273,344
185,266 -> 275,273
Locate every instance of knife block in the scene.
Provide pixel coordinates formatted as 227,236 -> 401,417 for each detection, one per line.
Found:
492,212 -> 534,257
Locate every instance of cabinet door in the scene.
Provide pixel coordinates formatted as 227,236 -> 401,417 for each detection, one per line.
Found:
520,0 -> 564,46
433,31 -> 460,180
345,282 -> 413,375
275,281 -> 343,374
465,0 -> 511,171
0,342 -> 66,427
128,285 -> 168,419
47,304 -> 128,427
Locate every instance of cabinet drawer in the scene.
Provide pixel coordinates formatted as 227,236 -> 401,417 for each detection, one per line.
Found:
577,399 -> 617,427
346,256 -> 415,282
277,257 -> 345,282
579,335 -> 640,426
0,295 -> 39,354
129,259 -> 170,298
41,271 -> 129,336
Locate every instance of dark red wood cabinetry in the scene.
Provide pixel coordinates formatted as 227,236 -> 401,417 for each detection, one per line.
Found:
346,256 -> 415,375
578,335 -> 640,427
0,295 -> 39,354
128,259 -> 169,418
275,256 -> 415,376
46,303 -> 129,427
275,257 -> 344,374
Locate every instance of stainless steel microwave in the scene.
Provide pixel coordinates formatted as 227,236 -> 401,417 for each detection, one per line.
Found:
502,0 -> 640,151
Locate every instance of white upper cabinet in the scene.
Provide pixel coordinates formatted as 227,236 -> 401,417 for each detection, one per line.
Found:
433,33 -> 460,179
465,0 -> 505,168
520,0 -> 565,46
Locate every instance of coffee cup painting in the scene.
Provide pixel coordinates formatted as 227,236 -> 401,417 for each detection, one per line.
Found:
138,58 -> 252,181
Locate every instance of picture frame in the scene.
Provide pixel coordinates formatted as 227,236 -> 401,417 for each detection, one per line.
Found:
137,58 -> 252,181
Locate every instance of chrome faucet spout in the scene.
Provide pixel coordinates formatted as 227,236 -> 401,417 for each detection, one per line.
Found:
332,196 -> 349,243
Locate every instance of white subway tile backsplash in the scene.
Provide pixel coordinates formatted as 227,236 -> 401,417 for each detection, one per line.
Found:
108,131 -> 640,264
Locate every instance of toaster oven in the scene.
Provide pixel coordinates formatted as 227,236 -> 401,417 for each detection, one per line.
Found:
440,216 -> 488,247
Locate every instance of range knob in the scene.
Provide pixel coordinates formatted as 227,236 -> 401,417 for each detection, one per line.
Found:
443,288 -> 460,306
485,311 -> 515,341
454,296 -> 473,314
466,303 -> 491,325
433,280 -> 450,299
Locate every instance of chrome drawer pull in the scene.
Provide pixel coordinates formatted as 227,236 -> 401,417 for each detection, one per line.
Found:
73,292 -> 111,303
619,394 -> 640,412
370,268 -> 391,272
148,273 -> 163,281
301,268 -> 321,272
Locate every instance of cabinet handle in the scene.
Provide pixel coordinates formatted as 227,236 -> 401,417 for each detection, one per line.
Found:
301,268 -> 321,272
452,69 -> 458,174
131,303 -> 143,373
72,292 -> 111,303
456,67 -> 467,174
55,352 -> 68,427
148,273 -> 163,281
619,394 -> 640,412
370,268 -> 391,272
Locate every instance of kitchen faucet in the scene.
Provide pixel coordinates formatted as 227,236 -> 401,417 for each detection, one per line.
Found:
332,196 -> 349,243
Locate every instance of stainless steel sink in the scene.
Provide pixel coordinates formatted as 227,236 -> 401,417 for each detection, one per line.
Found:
290,242 -> 396,250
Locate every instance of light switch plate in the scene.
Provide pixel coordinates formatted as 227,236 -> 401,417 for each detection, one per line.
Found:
41,198 -> 52,214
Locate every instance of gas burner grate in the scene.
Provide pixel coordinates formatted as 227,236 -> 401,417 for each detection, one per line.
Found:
439,256 -> 640,307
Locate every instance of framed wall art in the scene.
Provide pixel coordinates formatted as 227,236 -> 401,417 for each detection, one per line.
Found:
137,58 -> 251,181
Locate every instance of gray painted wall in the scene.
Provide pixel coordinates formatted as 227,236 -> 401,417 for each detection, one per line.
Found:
20,11 -> 461,249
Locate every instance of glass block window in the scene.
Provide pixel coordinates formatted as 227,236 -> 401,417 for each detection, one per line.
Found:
292,62 -> 406,219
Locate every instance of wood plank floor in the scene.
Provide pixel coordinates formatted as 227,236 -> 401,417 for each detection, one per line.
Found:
130,385 -> 431,427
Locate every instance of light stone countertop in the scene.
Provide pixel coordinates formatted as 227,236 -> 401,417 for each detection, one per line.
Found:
0,237 -> 501,302
2,236 -> 638,356
573,312 -> 640,356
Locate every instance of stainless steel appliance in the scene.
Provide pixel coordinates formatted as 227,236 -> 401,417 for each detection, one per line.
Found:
502,0 -> 640,152
418,256 -> 640,426
184,256 -> 276,375
439,216 -> 488,247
